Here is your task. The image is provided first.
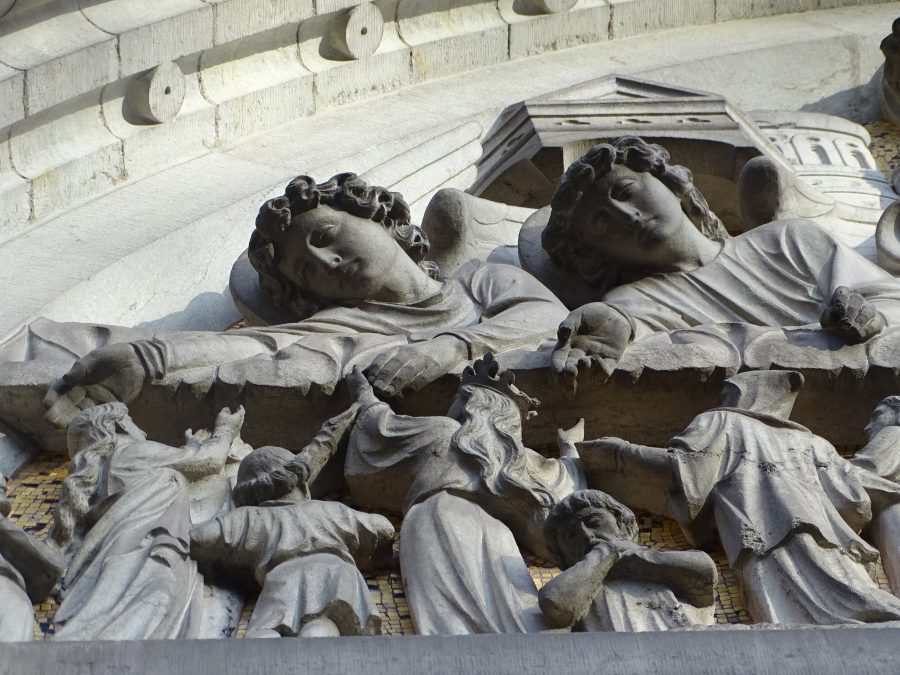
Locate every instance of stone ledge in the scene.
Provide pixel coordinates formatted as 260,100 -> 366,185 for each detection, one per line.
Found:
2,627 -> 900,674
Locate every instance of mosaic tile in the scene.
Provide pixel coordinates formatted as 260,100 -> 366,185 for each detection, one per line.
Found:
864,121 -> 900,177
6,451 -> 900,638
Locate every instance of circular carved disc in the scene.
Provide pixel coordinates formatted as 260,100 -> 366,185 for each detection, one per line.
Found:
334,3 -> 385,60
127,61 -> 186,124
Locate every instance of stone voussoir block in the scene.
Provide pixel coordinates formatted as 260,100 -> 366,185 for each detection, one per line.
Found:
208,0 -> 314,46
117,7 -> 215,77
609,0 -> 715,39
0,127 -> 30,239
715,0 -> 818,23
0,0 -> 120,115
501,0 -> 610,60
397,0 -> 509,81
298,3 -> 413,110
0,67 -> 24,130
25,40 -> 119,115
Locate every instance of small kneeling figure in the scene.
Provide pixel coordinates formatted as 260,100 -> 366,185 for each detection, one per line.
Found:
540,490 -> 717,632
190,445 -> 395,638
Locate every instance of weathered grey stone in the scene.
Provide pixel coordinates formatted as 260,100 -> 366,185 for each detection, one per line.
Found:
876,200 -> 900,274
532,136 -> 900,383
540,489 -> 716,632
7,628 -> 900,675
880,17 -> 900,127
849,396 -> 900,598
0,474 -> 64,642
608,0 -> 714,39
500,0 -> 609,60
125,62 -> 187,125
345,357 -> 585,634
715,0 -> 817,23
15,174 -> 567,440
50,404 -> 251,641
578,370 -> 900,625
189,442 -> 394,638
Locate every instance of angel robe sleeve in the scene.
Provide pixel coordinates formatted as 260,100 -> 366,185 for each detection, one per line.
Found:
603,219 -> 900,340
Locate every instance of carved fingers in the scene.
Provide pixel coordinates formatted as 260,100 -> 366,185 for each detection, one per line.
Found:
553,303 -> 632,394
556,418 -> 585,457
366,336 -> 467,398
820,286 -> 886,344
43,343 -> 147,411
286,456 -> 312,485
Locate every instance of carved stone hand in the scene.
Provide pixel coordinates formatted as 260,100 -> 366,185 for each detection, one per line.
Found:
43,343 -> 147,409
820,286 -> 886,344
365,335 -> 468,398
552,303 -> 632,392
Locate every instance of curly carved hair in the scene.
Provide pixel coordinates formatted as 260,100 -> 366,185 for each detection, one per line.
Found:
542,136 -> 729,294
249,173 -> 439,320
232,445 -> 303,507
867,395 -> 900,436
543,489 -> 638,568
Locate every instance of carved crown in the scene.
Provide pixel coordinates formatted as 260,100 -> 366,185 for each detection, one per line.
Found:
460,353 -> 540,419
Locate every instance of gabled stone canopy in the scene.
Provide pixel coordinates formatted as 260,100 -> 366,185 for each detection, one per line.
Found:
474,74 -> 792,229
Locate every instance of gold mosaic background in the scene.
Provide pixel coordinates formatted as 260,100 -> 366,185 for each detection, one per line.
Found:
5,121 -> 900,639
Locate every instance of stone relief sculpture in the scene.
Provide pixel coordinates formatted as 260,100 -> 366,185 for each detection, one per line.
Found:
539,490 -> 716,632
578,370 -> 900,625
0,474 -> 64,642
343,355 -> 586,635
881,17 -> 900,129
50,404 -> 248,640
0,172 -> 568,446
536,137 -> 900,379
0,115 -> 898,643
850,396 -> 900,596
190,444 -> 395,638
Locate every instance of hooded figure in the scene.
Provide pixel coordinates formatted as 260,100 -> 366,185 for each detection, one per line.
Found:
578,370 -> 900,625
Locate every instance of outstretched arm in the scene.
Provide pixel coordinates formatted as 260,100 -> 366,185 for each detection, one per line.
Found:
612,549 -> 717,607
577,437 -> 675,517
288,403 -> 360,486
539,544 -> 619,628
174,406 -> 246,479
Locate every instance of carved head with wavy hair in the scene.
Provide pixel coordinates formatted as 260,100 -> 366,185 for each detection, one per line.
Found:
543,489 -> 638,568
50,403 -> 145,555
543,136 -> 729,295
249,173 -> 439,319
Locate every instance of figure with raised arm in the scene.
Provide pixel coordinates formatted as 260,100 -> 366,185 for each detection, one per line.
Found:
189,428 -> 395,638
849,395 -> 900,596
539,489 -> 716,632
577,369 -> 900,625
343,354 -> 586,635
50,404 -> 248,640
